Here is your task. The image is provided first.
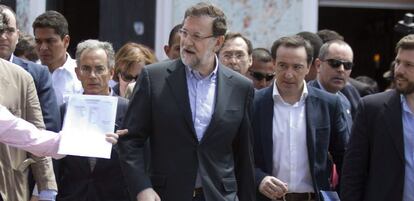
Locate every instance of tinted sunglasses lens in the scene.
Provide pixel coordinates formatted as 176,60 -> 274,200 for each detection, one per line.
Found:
265,74 -> 275,81
251,72 -> 265,81
121,73 -> 136,82
327,59 -> 353,70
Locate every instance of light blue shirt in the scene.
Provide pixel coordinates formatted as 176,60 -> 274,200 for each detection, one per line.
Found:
185,58 -> 218,142
402,95 -> 414,201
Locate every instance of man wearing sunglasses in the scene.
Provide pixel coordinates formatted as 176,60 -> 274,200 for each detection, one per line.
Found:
247,48 -> 276,89
308,40 -> 356,134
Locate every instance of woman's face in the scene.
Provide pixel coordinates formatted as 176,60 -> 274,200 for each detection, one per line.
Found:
119,61 -> 145,83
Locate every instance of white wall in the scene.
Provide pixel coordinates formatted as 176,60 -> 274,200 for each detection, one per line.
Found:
155,0 -> 318,60
16,0 -> 46,35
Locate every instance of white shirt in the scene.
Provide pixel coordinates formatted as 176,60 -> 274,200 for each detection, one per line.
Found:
51,53 -> 82,105
272,81 -> 314,193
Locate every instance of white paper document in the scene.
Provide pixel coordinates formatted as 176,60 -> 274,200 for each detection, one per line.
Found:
58,95 -> 118,159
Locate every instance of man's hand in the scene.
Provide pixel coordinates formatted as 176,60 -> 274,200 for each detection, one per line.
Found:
258,176 -> 288,200
136,188 -> 161,201
105,129 -> 128,144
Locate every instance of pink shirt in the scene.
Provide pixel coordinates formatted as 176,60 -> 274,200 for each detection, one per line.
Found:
0,105 -> 63,159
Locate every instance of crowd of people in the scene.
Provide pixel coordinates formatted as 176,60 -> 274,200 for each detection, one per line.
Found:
0,2 -> 413,201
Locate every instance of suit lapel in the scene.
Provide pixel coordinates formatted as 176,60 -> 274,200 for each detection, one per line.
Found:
383,91 -> 404,161
166,60 -> 197,140
305,88 -> 317,174
262,86 -> 275,173
201,65 -> 232,142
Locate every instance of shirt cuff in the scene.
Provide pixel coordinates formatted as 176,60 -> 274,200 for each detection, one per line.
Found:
38,190 -> 57,201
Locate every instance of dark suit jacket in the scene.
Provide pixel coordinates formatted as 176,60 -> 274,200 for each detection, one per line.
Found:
253,85 -> 347,201
347,78 -> 373,97
56,96 -> 130,201
340,82 -> 361,118
341,90 -> 404,201
12,56 -> 61,132
118,59 -> 256,201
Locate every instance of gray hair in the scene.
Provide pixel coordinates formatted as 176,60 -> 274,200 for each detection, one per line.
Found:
76,39 -> 115,69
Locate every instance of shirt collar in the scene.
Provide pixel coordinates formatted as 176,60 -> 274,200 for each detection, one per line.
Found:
9,54 -> 14,62
185,55 -> 218,81
272,79 -> 308,104
401,94 -> 414,115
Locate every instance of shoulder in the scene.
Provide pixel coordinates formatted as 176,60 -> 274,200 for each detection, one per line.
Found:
117,96 -> 129,107
308,86 -> 340,105
360,90 -> 397,107
219,63 -> 253,91
0,59 -> 33,81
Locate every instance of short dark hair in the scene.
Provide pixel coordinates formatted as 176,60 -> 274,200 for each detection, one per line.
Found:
318,39 -> 351,60
252,48 -> 272,63
271,35 -> 314,65
297,31 -> 323,63
395,34 -> 414,53
184,2 -> 227,36
317,29 -> 344,43
221,32 -> 253,55
168,24 -> 182,47
32,10 -> 69,39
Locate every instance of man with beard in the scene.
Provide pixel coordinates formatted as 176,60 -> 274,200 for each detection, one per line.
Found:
341,34 -> 414,201
118,2 -> 255,201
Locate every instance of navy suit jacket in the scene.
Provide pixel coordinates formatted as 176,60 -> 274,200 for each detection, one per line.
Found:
12,56 -> 61,132
253,85 -> 347,201
341,90 -> 404,201
340,83 -> 361,118
56,96 -> 130,201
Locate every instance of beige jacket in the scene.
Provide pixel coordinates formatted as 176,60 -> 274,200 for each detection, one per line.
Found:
0,59 -> 57,201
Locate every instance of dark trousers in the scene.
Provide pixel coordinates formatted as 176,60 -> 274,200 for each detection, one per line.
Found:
192,193 -> 205,201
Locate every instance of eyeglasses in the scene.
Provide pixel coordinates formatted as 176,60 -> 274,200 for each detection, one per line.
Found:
0,27 -> 16,36
322,58 -> 353,70
80,66 -> 108,76
178,29 -> 215,42
221,52 -> 248,61
249,70 -> 275,81
120,72 -> 138,82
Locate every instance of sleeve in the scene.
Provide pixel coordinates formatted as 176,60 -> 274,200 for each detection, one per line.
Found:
24,77 -> 58,191
329,95 -> 348,176
36,66 -> 61,132
340,99 -> 370,201
0,105 -> 62,159
118,68 -> 153,200
233,85 -> 256,201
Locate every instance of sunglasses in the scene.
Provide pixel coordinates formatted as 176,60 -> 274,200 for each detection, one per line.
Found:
120,72 -> 138,82
322,59 -> 353,70
249,71 -> 275,81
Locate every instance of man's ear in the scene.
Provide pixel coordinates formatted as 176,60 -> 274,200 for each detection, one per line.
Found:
214,35 -> 225,52
315,58 -> 322,73
63,35 -> 70,50
164,45 -> 170,56
74,66 -> 82,81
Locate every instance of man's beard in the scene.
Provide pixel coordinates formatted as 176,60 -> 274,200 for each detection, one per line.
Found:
395,75 -> 414,95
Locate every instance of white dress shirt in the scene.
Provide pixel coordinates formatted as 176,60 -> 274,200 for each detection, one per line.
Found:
272,81 -> 314,193
51,53 -> 82,105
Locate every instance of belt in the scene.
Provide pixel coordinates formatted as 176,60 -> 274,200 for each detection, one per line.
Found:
276,192 -> 315,201
193,187 -> 203,197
